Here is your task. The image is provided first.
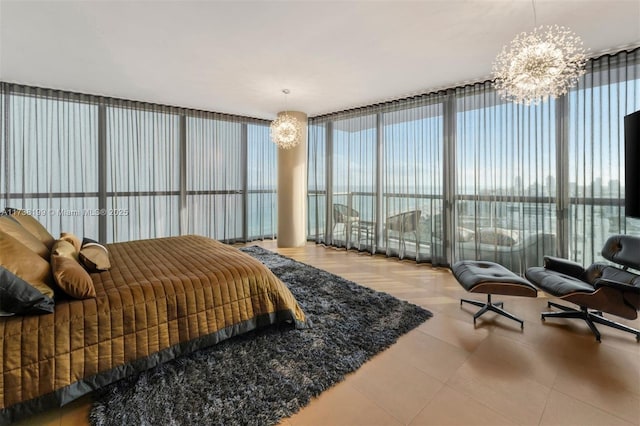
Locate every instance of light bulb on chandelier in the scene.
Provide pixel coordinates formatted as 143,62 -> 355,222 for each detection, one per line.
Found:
270,89 -> 303,149
492,0 -> 588,105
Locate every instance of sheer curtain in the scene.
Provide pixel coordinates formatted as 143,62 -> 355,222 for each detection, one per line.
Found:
308,47 -> 640,271
0,85 -> 99,239
454,85 -> 557,274
567,49 -> 640,265
186,112 -> 243,242
307,122 -> 327,242
106,102 -> 181,242
383,97 -> 445,262
308,112 -> 379,252
308,96 -> 447,263
331,112 -> 377,251
247,123 -> 277,240
0,83 -> 275,244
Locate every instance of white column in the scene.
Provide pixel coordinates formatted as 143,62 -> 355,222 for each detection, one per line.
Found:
277,111 -> 307,247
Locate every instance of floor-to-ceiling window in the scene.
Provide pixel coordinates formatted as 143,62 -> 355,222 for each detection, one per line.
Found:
307,122 -> 327,241
567,51 -> 640,265
308,48 -> 640,271
2,88 -> 100,239
186,113 -> 243,241
0,83 -> 277,243
382,100 -> 445,261
308,97 -> 447,263
331,113 -> 377,251
107,105 -> 181,242
455,87 -> 557,274
247,123 -> 277,239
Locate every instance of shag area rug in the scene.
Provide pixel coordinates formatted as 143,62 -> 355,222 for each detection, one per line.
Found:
90,246 -> 432,426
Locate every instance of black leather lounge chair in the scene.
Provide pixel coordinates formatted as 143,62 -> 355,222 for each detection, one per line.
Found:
526,235 -> 640,342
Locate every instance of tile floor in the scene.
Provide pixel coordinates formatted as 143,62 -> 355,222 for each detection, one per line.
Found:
13,241 -> 640,426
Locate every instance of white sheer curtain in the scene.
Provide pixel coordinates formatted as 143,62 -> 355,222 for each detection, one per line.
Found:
1,85 -> 99,239
383,98 -> 445,262
308,48 -> 640,271
307,122 -> 327,242
187,114 -> 277,242
247,123 -> 277,240
455,85 -> 557,274
0,83 -> 275,244
567,49 -> 640,264
106,102 -> 181,242
331,113 -> 377,251
186,112 -> 243,242
308,97 -> 447,263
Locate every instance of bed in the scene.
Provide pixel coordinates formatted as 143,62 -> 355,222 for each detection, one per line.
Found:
0,233 -> 309,424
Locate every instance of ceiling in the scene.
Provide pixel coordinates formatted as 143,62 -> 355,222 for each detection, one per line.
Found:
1,1 -> 639,120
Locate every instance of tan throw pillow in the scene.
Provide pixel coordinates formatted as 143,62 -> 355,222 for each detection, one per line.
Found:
0,215 -> 50,259
52,238 -> 78,259
0,230 -> 54,314
79,238 -> 111,272
6,208 -> 55,250
60,232 -> 82,253
51,240 -> 96,299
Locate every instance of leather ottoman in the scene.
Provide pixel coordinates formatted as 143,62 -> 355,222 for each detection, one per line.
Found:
452,260 -> 538,328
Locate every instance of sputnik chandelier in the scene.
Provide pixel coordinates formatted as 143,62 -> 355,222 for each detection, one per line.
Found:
270,89 -> 303,149
492,0 -> 587,106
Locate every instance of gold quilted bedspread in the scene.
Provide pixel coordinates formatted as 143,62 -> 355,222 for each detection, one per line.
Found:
0,235 -> 307,412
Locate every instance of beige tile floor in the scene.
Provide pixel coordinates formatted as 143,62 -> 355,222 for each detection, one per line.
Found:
14,241 -> 640,426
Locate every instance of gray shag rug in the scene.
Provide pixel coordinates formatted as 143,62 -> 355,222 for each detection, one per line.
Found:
90,246 -> 432,426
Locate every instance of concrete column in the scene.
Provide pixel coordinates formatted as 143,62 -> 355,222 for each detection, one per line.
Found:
277,111 -> 307,247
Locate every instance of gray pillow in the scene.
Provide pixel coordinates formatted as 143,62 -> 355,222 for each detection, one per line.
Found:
0,266 -> 54,315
